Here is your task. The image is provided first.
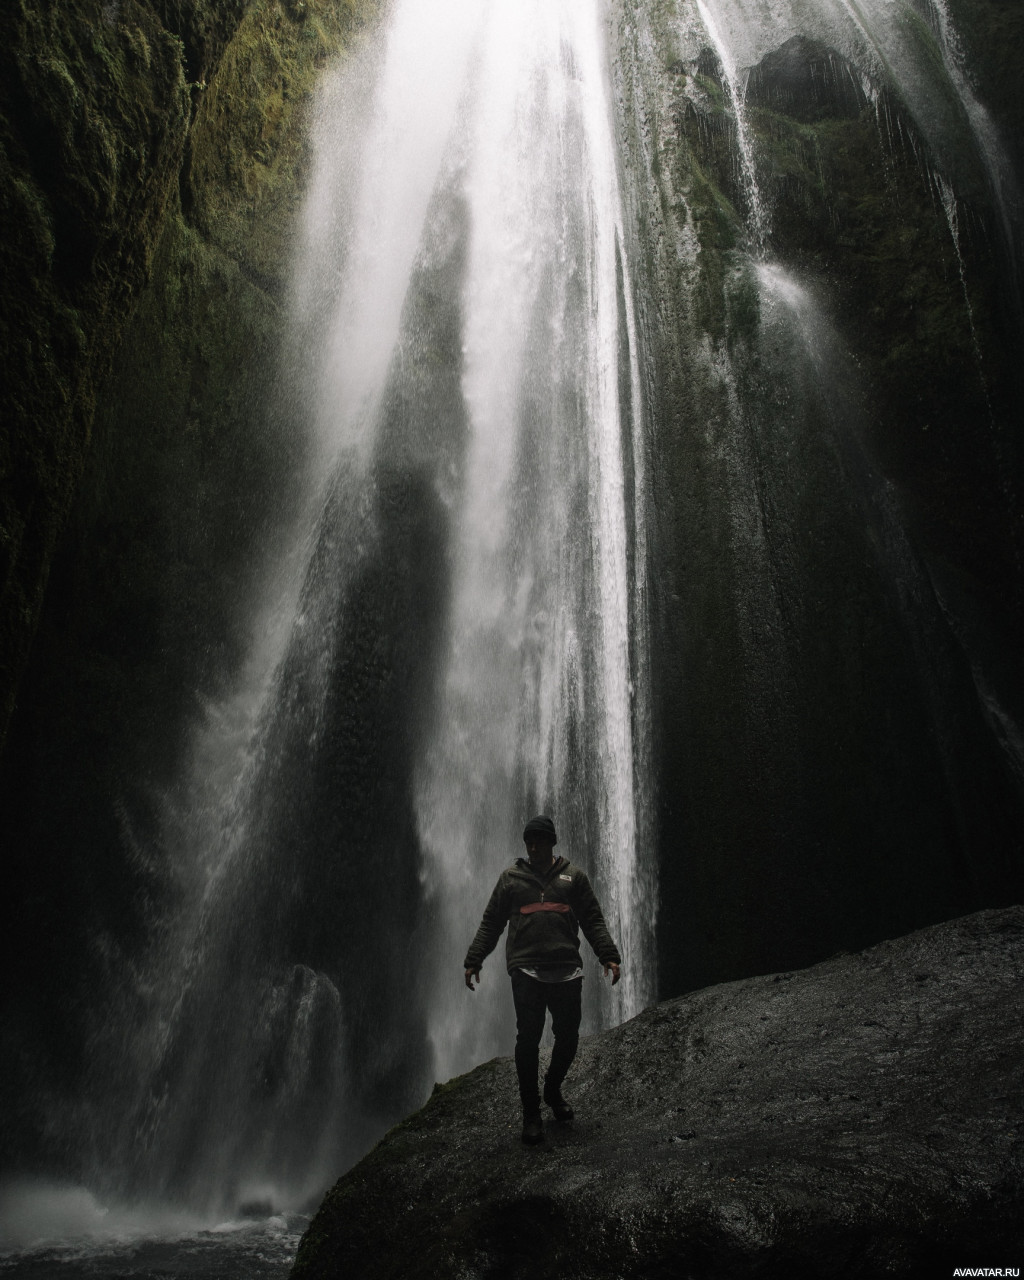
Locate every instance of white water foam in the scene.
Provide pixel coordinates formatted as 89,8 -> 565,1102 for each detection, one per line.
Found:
0,1181 -> 305,1280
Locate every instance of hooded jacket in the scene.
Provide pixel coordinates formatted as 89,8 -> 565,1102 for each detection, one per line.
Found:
463,856 -> 621,974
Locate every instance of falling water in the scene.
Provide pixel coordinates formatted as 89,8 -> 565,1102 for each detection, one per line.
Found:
41,0 -> 654,1228
292,1 -> 481,474
696,0 -> 769,250
684,0 -> 1013,454
411,0 -> 654,1081
936,172 -> 988,395
927,0 -> 1022,279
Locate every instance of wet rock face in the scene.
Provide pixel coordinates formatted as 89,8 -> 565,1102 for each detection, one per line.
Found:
0,0 -> 378,1175
0,0 -> 192,745
0,0 -> 377,750
613,0 -> 1024,996
292,908 -> 1024,1279
745,36 -> 868,123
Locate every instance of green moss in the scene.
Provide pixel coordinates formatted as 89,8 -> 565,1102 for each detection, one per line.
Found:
0,0 -> 194,745
183,0 -> 375,284
0,0 -> 381,750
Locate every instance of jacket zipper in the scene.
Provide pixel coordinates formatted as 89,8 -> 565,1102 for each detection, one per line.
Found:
521,859 -> 562,905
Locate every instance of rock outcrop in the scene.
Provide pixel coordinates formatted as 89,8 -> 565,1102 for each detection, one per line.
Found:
293,907 -> 1024,1279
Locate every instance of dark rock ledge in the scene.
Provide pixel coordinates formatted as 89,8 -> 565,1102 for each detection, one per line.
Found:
292,908 -> 1024,1279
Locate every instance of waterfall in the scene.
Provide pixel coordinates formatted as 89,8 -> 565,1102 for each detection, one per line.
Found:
292,0 -> 481,474
411,0 -> 654,1081
7,0 -> 1020,1256
73,0 -> 653,1220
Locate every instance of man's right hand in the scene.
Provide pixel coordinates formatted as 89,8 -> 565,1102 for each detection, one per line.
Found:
465,967 -> 481,991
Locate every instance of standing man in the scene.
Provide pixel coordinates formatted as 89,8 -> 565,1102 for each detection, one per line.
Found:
464,815 -> 621,1145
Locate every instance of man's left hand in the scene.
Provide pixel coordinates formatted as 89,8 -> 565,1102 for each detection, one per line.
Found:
603,962 -> 620,985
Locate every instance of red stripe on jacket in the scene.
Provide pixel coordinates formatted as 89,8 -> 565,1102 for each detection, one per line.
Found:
520,901 -> 571,915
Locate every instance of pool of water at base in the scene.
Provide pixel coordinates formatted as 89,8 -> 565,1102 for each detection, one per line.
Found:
0,1215 -> 308,1280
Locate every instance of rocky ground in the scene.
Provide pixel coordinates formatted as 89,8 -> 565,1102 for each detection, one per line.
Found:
293,907 -> 1024,1279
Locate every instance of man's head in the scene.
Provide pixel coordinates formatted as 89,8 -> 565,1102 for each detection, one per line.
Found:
523,814 -> 557,866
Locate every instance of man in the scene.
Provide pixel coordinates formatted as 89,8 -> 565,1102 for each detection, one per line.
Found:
464,814 -> 622,1145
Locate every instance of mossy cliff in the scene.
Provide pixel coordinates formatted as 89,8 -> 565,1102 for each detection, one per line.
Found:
612,0 -> 1024,994
0,0 -> 376,1172
0,0 -> 188,746
0,0 -> 375,748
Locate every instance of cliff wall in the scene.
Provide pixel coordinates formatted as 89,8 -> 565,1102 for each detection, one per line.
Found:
612,0 -> 1024,992
0,0 -> 376,1172
0,0 -> 374,747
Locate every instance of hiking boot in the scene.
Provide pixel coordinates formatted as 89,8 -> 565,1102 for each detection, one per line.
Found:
521,1109 -> 545,1145
543,1082 -> 574,1123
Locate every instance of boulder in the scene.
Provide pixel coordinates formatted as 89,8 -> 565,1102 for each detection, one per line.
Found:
293,906 -> 1024,1278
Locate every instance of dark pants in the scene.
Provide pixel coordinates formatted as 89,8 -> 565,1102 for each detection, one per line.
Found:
510,969 -> 583,1111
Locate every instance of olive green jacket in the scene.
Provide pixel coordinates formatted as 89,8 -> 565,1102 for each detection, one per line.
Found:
464,856 -> 621,974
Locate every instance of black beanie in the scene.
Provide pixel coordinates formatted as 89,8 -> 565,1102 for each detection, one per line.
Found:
523,815 -> 557,845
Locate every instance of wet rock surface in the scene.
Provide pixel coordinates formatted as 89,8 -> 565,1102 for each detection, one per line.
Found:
0,0 -> 379,1174
612,0 -> 1024,999
293,908 -> 1024,1279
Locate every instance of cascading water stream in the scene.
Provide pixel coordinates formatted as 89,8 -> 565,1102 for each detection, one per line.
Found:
685,0 -> 1017,486
412,0 -> 654,1081
936,172 -> 989,398
292,1 -> 481,475
682,0 -> 1021,605
925,0 -> 1021,284
696,0 -> 769,251
68,4 -> 493,1220
54,0 -> 655,1226
292,0 -> 656,1117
